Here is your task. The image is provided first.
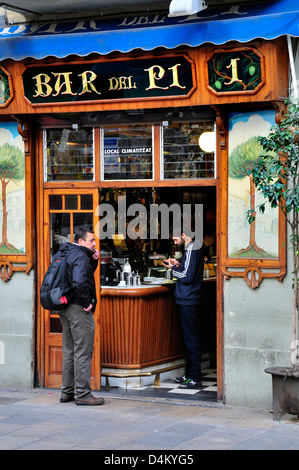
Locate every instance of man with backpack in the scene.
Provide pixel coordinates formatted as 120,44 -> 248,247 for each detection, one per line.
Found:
58,226 -> 104,406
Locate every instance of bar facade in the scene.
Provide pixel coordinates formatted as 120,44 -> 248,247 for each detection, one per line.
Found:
0,7 -> 298,408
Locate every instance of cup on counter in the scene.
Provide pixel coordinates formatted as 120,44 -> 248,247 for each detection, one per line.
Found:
206,263 -> 215,277
204,269 -> 210,278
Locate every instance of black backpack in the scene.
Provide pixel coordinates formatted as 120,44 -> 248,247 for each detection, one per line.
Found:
40,245 -> 72,310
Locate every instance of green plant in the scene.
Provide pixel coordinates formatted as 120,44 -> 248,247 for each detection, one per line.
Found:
246,99 -> 299,374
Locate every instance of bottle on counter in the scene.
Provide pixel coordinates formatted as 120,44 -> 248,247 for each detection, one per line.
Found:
123,258 -> 132,274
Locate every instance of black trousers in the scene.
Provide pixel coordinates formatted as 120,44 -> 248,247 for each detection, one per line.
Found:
178,304 -> 201,381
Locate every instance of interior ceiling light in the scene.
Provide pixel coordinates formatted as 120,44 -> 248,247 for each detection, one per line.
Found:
169,0 -> 208,17
198,131 -> 216,153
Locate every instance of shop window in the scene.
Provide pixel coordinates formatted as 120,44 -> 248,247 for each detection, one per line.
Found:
101,125 -> 153,180
161,122 -> 215,179
99,186 -> 216,264
44,128 -> 94,181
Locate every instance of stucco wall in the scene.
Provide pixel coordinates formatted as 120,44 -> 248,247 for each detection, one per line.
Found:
0,270 -> 35,389
223,243 -> 293,409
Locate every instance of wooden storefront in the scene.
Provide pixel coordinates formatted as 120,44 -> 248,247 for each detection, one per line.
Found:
0,36 -> 289,399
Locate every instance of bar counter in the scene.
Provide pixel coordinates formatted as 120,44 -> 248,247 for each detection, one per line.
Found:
99,284 -> 184,377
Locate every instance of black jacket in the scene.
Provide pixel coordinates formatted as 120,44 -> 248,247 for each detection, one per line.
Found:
63,242 -> 98,312
171,240 -> 210,305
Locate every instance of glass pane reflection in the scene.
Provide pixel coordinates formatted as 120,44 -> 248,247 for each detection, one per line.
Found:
103,125 -> 153,180
45,128 -> 94,182
162,122 -> 215,179
50,213 -> 70,258
65,195 -> 78,210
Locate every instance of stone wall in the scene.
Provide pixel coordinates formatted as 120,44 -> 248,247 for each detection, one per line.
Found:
223,243 -> 293,408
0,271 -> 35,389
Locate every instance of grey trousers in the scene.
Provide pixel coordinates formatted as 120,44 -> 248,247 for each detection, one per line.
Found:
59,304 -> 95,399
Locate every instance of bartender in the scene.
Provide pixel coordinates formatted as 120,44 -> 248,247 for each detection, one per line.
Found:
163,231 -> 215,390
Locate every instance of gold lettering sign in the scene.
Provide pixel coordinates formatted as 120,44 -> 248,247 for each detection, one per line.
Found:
145,64 -> 186,91
78,71 -> 101,95
23,55 -> 195,105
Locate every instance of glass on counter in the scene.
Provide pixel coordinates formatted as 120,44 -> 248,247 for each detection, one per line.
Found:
204,261 -> 217,278
147,253 -> 167,278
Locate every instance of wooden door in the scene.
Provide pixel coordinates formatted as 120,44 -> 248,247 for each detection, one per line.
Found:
42,189 -> 101,389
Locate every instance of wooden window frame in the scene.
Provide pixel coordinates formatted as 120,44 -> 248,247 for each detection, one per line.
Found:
42,123 -> 218,190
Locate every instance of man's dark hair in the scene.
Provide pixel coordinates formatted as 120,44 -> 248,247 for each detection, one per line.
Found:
203,223 -> 216,237
169,216 -> 195,239
74,226 -> 94,243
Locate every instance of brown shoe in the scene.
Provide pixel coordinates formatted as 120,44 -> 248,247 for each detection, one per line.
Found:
60,394 -> 75,403
75,395 -> 105,406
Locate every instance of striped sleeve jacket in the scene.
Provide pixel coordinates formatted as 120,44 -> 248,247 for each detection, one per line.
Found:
172,240 -> 210,305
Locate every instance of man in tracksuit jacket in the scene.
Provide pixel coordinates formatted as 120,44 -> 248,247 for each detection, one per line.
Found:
164,232 -> 215,389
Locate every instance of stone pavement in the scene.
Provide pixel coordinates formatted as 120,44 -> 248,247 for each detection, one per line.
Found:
0,387 -> 299,451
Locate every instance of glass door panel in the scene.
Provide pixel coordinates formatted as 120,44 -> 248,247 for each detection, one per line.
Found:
73,213 -> 93,235
50,213 -> 71,257
43,190 -> 100,389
